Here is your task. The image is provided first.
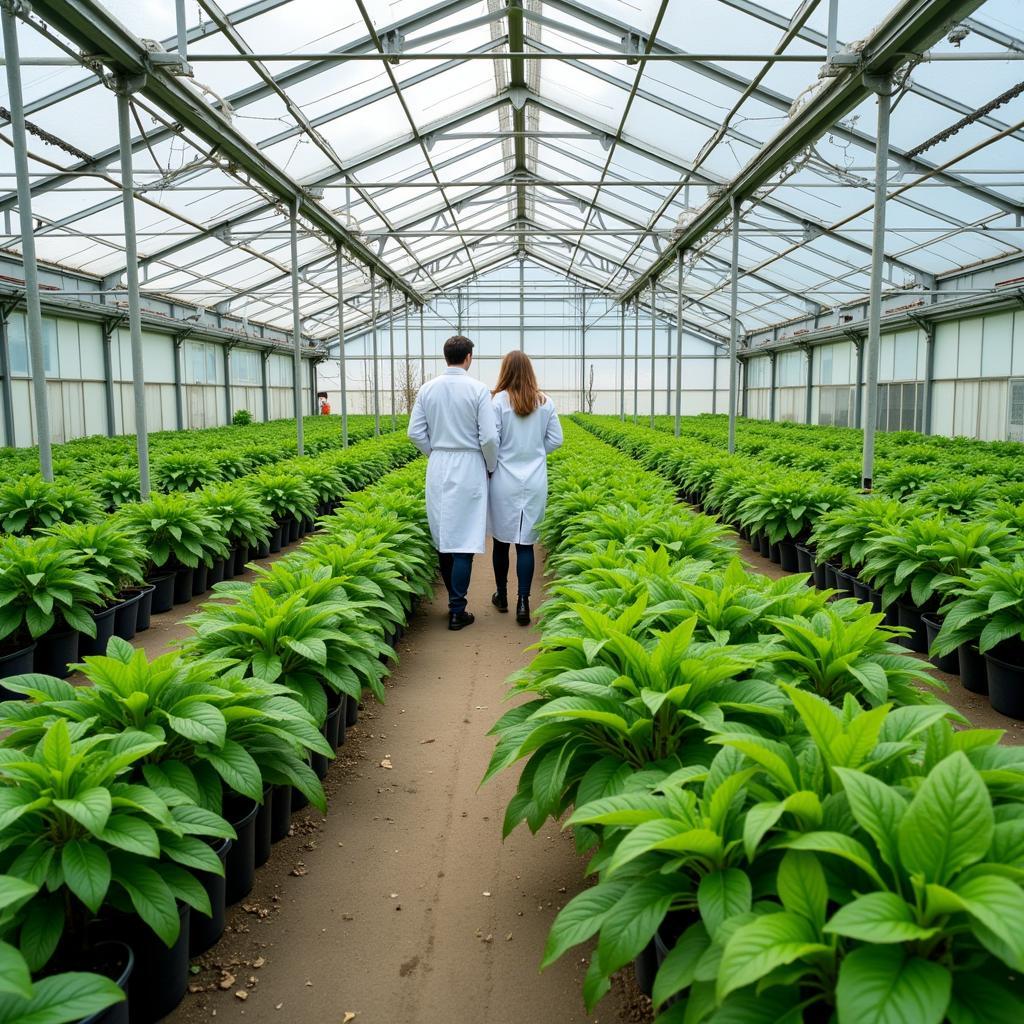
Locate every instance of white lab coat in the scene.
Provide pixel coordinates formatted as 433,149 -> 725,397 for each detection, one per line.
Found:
487,392 -> 563,545
407,367 -> 499,554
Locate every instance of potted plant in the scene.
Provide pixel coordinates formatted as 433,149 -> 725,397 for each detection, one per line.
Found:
194,482 -> 273,580
42,520 -> 149,652
0,536 -> 108,682
933,555 -> 1024,713
114,494 -> 223,612
247,472 -> 318,545
0,719 -> 231,1022
860,517 -> 1022,663
0,476 -> 103,536
92,467 -> 141,512
151,453 -> 222,494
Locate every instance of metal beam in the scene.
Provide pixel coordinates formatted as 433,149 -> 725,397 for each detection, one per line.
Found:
289,199 -> 304,455
28,0 -> 424,304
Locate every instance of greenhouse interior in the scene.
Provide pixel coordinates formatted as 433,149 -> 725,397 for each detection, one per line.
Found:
2,0 -> 1024,1022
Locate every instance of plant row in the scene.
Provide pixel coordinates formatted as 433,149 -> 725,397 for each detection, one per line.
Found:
0,443 -> 434,1024
579,415 -> 1024,720
0,428 -> 412,683
485,421 -> 1024,1023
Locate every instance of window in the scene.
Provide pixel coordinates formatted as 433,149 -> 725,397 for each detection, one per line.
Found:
5,312 -> 56,375
818,385 -> 855,427
232,348 -> 261,385
876,382 -> 924,432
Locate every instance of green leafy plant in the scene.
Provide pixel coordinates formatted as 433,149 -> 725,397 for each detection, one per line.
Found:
0,719 -> 231,971
91,467 -> 141,511
932,555 -> 1024,658
232,409 -> 252,426
41,519 -> 146,598
193,482 -> 274,551
151,453 -> 223,493
737,474 -> 854,545
0,536 -> 108,645
114,492 -> 222,572
248,472 -> 318,523
0,477 -> 103,536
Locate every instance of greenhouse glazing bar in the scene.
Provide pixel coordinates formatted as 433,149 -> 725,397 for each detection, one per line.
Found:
370,273 -> 380,437
619,304 -> 625,422
649,285 -> 656,429
675,256 -> 683,437
389,284 -> 397,430
728,197 -> 740,455
2,2 -> 52,479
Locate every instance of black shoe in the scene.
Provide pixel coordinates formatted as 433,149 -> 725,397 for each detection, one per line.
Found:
449,611 -> 475,631
492,591 -> 509,613
515,595 -> 530,626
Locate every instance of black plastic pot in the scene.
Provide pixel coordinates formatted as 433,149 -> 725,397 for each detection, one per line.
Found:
112,590 -> 143,641
758,533 -> 771,558
851,578 -> 871,604
254,784 -> 273,868
191,561 -> 209,597
324,692 -> 345,750
224,795 -> 259,906
768,542 -> 782,565
777,539 -> 799,572
134,585 -> 155,633
269,524 -> 284,553
270,784 -> 292,842
291,787 -> 310,812
255,538 -> 271,559
896,602 -> 928,654
288,515 -> 301,543
34,627 -> 79,679
921,614 -> 960,674
795,543 -> 814,574
652,910 -> 699,1009
124,901 -> 190,1023
633,939 -> 657,997
78,940 -> 134,1024
189,838 -> 232,957
959,643 -> 988,695
986,653 -> 1024,720
207,557 -> 226,587
172,567 -> 194,605
222,546 -> 239,580
823,562 -> 839,591
148,572 -> 175,614
345,692 -> 360,727
233,544 -> 251,576
79,605 -> 118,658
0,641 -> 36,686
834,569 -> 856,600
311,747 -> 330,780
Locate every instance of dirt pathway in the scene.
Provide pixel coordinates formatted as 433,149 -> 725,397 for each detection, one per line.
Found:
169,543 -> 636,1024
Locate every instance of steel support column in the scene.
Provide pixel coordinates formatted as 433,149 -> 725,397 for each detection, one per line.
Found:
921,323 -> 935,434
862,79 -> 892,491
674,257 -> 683,437
289,199 -> 304,454
3,4 -> 53,478
388,284 -> 396,430
741,358 -> 749,417
260,349 -> 270,423
804,346 -> 814,425
0,312 -> 15,446
419,305 -> 426,382
310,359 -> 317,416
116,86 -> 150,495
404,300 -> 410,415
336,247 -> 348,447
580,291 -> 587,413
854,337 -> 865,428
370,271 -> 380,435
223,345 -> 233,424
101,323 -> 117,436
649,284 -> 656,428
619,303 -> 625,421
632,299 -> 639,424
518,259 -> 525,352
728,198 -> 740,453
769,352 -> 777,422
712,356 -> 718,414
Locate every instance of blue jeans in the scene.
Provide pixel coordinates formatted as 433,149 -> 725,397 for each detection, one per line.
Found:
492,541 -> 535,597
438,552 -> 473,614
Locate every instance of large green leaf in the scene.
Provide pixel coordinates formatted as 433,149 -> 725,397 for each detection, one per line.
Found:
60,841 -> 111,914
697,869 -> 750,940
825,892 -> 938,943
776,850 -> 827,930
717,911 -> 829,1001
0,969 -> 125,1024
596,874 -> 684,976
0,942 -> 32,1000
166,701 -> 226,747
897,751 -> 993,885
112,859 -> 180,947
51,788 -> 111,835
542,879 -> 631,968
835,946 -> 950,1024
204,739 -> 263,801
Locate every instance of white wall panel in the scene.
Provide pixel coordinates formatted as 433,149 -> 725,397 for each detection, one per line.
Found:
981,313 -> 1013,377
953,380 -> 979,437
931,381 -> 955,436
979,380 -> 1008,440
957,320 -> 983,378
933,322 -> 958,378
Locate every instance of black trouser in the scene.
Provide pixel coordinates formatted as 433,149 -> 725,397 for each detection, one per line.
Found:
438,551 -> 473,614
492,541 -> 535,598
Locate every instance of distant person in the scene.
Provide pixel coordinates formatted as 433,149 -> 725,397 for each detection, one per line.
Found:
408,336 -> 499,630
319,396 -> 331,415
488,350 -> 563,626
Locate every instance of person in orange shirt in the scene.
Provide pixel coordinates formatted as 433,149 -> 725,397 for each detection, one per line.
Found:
319,396 -> 331,415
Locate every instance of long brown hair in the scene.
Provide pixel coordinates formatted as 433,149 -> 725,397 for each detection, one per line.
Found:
492,350 -> 542,416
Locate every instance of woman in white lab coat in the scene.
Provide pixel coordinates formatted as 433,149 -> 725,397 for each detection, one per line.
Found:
488,350 -> 563,625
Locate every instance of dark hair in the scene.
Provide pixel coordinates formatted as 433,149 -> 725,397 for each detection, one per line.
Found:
443,335 -> 474,365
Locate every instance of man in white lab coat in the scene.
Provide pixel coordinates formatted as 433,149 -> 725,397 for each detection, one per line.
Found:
407,336 -> 499,630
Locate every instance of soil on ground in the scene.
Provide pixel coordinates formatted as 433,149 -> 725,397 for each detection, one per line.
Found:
161,541 -> 643,1024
